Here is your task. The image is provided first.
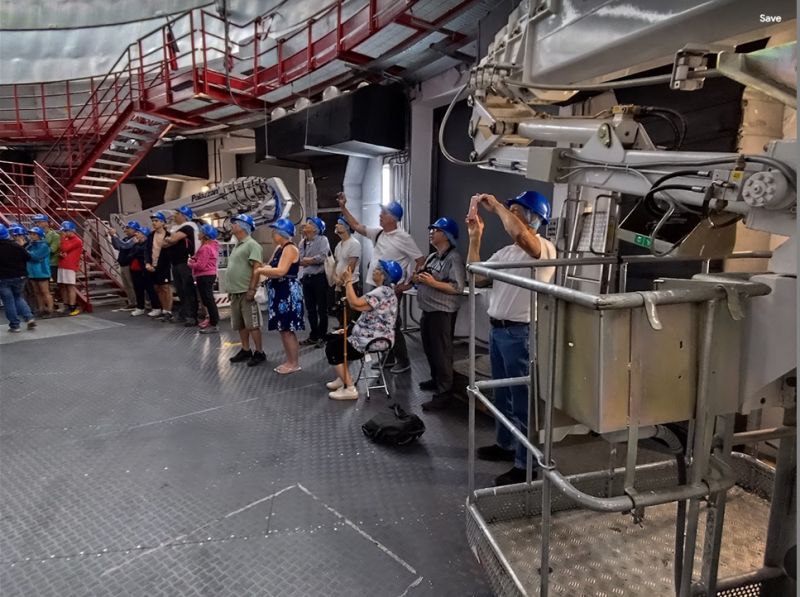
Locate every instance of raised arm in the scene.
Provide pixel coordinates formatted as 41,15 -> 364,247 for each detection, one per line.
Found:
466,212 -> 488,286
341,268 -> 371,312
336,192 -> 367,237
478,193 -> 543,258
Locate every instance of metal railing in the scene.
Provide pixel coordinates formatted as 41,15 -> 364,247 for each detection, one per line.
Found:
0,160 -> 123,310
464,252 -> 775,597
1,0 -> 477,144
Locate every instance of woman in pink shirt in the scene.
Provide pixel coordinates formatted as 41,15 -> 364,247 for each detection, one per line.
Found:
188,224 -> 220,334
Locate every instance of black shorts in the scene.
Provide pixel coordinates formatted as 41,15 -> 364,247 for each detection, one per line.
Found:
150,263 -> 171,285
325,334 -> 363,365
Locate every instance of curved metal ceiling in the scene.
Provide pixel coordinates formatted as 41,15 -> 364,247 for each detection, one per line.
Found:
0,0 -> 349,84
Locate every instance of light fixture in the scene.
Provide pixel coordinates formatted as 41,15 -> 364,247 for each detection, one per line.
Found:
200,185 -> 210,192
381,164 -> 391,206
270,107 -> 288,120
322,86 -> 340,101
294,97 -> 311,110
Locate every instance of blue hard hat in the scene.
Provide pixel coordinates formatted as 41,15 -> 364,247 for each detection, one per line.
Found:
200,223 -> 218,240
60,221 -> 77,232
10,225 -> 27,236
0,224 -> 8,240
29,226 -> 45,238
231,213 -> 256,230
269,218 -> 295,239
176,205 -> 194,219
139,226 -> 152,236
381,200 -> 404,222
507,191 -> 551,225
306,216 -> 326,234
377,259 -> 403,285
336,217 -> 352,233
151,211 -> 167,222
429,217 -> 459,244
31,214 -> 48,222
125,220 -> 142,232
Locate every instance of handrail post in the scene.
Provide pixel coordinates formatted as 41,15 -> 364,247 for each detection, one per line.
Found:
201,11 -> 209,94
189,11 -> 198,91
253,18 -> 260,81
65,80 -> 72,122
40,83 -> 49,137
336,0 -> 343,50
307,20 -> 314,71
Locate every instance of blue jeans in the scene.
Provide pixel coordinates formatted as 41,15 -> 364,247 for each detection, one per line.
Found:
490,325 -> 532,470
0,277 -> 34,329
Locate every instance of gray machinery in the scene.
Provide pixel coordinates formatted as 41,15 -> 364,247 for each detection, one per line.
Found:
450,1 -> 797,596
110,176 -> 297,234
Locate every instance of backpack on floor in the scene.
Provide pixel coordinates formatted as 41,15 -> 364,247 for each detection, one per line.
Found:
362,403 -> 425,446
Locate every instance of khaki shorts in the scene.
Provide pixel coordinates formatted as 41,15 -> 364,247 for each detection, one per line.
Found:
57,268 -> 77,285
230,292 -> 263,331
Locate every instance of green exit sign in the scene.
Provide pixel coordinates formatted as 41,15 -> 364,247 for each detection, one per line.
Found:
634,234 -> 653,248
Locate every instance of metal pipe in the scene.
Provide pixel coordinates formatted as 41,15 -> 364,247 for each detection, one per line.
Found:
467,272 -> 476,501
733,426 -> 796,444
539,295 -> 559,597
470,256 -> 617,270
468,250 -> 771,271
715,566 -> 786,591
679,299 -> 720,597
518,119 -> 617,145
467,265 -> 771,310
475,376 -> 529,390
473,459 -> 676,500
466,503 -> 529,595
527,266 -> 537,490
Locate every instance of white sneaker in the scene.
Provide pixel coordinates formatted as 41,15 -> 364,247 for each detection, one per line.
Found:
147,309 -> 162,317
326,378 -> 344,390
131,309 -> 146,316
328,386 -> 358,401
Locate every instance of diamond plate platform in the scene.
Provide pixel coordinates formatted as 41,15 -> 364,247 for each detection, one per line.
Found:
466,460 -> 780,597
1,308 -> 499,596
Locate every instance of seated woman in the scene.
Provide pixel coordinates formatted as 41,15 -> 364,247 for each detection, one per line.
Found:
325,259 -> 403,400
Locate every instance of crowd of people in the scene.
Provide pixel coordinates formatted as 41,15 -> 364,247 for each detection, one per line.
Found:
0,188 -> 555,485
0,215 -> 84,331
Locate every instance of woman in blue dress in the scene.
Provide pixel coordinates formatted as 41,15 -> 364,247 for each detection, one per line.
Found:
255,218 -> 304,374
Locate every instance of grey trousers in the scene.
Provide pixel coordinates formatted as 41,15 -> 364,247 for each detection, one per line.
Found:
420,310 -> 458,395
120,265 -> 136,306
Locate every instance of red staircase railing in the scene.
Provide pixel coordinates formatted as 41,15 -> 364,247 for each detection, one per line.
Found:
0,160 -> 124,311
0,0 -> 481,145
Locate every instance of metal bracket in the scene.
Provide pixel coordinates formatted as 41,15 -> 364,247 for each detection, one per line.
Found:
637,292 -> 663,330
717,284 -> 745,321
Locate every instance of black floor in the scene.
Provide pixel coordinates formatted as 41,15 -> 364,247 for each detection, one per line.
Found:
1,309 -> 509,596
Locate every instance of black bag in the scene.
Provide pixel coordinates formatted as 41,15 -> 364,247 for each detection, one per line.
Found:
362,404 -> 425,446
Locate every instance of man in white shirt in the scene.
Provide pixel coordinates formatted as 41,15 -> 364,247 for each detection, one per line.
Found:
467,191 -> 556,487
333,217 -> 361,326
337,192 -> 425,373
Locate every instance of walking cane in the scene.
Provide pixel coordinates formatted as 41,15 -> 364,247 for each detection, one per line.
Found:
341,293 -> 348,384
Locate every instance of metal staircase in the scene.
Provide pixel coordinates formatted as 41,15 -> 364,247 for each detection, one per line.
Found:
0,160 -> 127,312
46,110 -> 171,211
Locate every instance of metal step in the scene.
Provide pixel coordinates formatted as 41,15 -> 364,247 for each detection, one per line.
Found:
89,297 -> 128,307
88,167 -> 126,175
132,112 -> 170,125
82,176 -> 117,183
74,184 -> 112,190
116,131 -> 152,141
69,192 -> 103,198
125,121 -> 161,133
95,158 -> 133,167
102,149 -> 138,159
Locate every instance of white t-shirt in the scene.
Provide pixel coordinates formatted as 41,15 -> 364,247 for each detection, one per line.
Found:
486,237 -> 556,323
364,227 -> 424,284
334,236 -> 361,283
